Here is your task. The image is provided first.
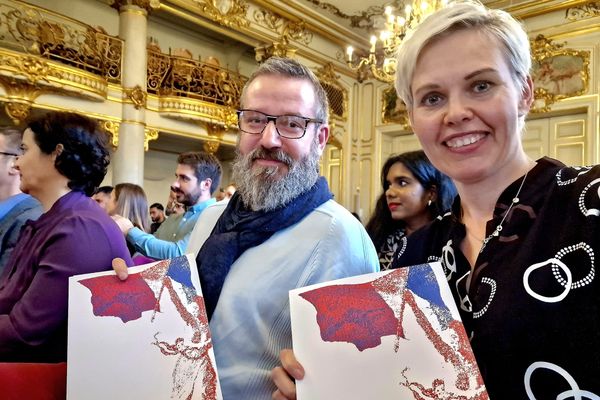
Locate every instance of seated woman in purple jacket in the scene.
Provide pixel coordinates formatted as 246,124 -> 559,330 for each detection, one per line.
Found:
0,112 -> 133,362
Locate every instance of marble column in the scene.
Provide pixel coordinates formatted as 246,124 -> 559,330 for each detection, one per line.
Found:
110,1 -> 155,185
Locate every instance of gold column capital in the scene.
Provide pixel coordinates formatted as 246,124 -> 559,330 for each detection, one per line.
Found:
108,0 -> 160,13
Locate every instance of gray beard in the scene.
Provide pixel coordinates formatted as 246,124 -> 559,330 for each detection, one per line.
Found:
231,140 -> 320,212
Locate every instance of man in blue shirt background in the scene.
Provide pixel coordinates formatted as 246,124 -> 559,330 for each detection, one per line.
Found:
112,151 -> 221,260
0,126 -> 42,274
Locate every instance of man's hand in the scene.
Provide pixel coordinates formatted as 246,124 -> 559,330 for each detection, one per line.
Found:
112,214 -> 134,235
271,349 -> 304,400
112,257 -> 129,281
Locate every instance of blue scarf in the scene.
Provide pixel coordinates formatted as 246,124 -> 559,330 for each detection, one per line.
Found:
197,176 -> 332,320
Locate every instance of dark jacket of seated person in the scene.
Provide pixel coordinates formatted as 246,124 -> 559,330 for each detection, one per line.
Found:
0,112 -> 133,362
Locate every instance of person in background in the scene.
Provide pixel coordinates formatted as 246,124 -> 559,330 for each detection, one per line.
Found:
91,185 -> 113,211
365,150 -> 456,269
0,111 -> 132,362
272,2 -> 600,398
149,202 -> 166,234
108,183 -> 151,256
165,189 -> 185,216
223,183 -> 236,200
0,126 -> 42,273
112,152 -> 221,260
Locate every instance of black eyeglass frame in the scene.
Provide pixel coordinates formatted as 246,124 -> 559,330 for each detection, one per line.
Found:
0,151 -> 19,157
236,109 -> 323,139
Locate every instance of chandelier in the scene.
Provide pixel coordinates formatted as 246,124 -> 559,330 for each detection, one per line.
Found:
346,0 -> 448,83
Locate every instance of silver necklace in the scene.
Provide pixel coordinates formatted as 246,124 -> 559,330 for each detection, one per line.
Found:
479,171 -> 529,253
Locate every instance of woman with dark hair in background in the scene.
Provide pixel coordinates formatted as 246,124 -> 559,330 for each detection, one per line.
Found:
0,111 -> 132,362
365,150 -> 456,269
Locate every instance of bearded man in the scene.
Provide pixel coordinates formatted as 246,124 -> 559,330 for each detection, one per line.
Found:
187,57 -> 378,398
113,151 -> 221,259
115,57 -> 378,398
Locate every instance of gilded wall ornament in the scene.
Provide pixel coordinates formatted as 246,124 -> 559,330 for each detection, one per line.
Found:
144,128 -> 159,151
0,77 -> 41,124
381,86 -> 410,129
203,139 -> 220,154
4,102 -> 32,125
3,55 -> 50,84
566,2 -> 600,21
124,85 -> 147,109
206,123 -> 225,138
530,35 -> 590,113
102,120 -> 121,147
193,0 -> 250,28
253,12 -> 311,63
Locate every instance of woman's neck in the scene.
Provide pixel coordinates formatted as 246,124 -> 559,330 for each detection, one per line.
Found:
35,178 -> 72,212
457,158 -> 536,223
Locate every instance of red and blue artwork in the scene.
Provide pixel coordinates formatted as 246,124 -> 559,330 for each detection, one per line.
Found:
69,255 -> 221,400
292,263 -> 488,399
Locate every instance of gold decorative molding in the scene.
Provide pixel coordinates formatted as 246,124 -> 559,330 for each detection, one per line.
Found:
158,95 -> 238,129
102,120 -> 121,147
254,9 -> 312,63
144,127 -> 159,151
530,35 -> 590,113
192,0 -> 249,28
315,62 -> 348,122
124,85 -> 147,109
566,2 -> 600,21
203,139 -> 220,154
206,122 -> 226,138
108,0 -> 160,13
302,0 -> 398,30
0,76 -> 42,124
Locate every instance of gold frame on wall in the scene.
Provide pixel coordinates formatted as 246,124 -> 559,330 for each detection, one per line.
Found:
530,35 -> 590,113
381,86 -> 409,129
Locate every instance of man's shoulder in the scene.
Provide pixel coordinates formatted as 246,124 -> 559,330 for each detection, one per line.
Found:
1,196 -> 42,227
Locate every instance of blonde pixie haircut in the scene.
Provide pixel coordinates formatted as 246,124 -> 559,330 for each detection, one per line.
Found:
395,1 -> 531,109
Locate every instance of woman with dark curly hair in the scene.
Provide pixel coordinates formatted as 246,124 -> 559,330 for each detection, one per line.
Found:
0,111 -> 132,362
365,151 -> 456,269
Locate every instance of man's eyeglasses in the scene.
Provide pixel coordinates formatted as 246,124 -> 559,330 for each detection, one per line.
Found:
0,151 -> 18,157
236,109 -> 322,139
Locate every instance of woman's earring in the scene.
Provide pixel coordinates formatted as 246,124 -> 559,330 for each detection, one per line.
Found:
427,199 -> 432,207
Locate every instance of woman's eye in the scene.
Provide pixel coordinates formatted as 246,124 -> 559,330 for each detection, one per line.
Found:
473,81 -> 492,93
421,94 -> 442,106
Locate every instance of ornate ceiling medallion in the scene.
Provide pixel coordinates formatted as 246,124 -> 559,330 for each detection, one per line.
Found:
193,0 -> 249,28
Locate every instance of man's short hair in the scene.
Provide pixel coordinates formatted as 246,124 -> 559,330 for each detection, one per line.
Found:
94,186 -> 113,195
177,151 -> 222,195
0,126 -> 23,154
150,202 -> 164,211
240,57 -> 329,124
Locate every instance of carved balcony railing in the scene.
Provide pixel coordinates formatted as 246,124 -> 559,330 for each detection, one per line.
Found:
147,49 -> 246,128
0,0 -> 122,85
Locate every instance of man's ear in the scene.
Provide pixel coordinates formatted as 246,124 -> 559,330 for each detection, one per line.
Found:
315,124 -> 329,156
518,75 -> 534,116
202,178 -> 212,192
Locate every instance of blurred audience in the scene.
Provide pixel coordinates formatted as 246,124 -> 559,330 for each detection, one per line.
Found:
0,126 -> 42,273
0,111 -> 132,362
91,185 -> 113,211
149,202 -> 166,234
